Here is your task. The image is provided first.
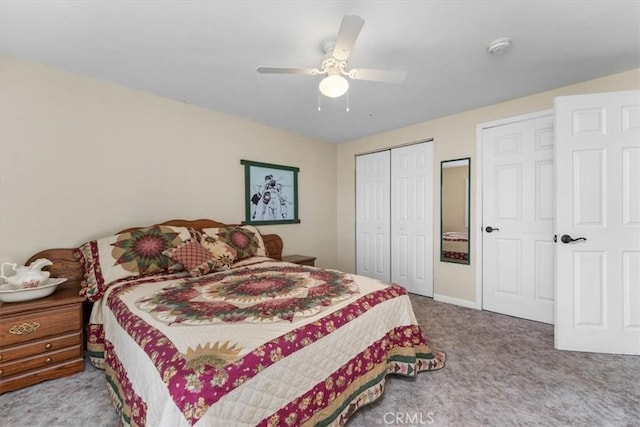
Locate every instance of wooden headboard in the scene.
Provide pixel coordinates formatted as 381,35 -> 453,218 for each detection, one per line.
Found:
24,219 -> 283,282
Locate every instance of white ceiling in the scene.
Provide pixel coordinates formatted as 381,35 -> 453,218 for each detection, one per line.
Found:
1,1 -> 639,143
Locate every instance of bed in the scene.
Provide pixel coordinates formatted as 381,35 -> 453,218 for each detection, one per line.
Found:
28,219 -> 444,426
441,231 -> 469,263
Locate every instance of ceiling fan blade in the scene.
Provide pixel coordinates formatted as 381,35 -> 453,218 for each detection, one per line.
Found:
256,67 -> 322,76
348,68 -> 407,83
332,15 -> 365,61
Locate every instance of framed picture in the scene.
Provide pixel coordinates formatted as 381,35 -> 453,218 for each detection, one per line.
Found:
241,159 -> 300,225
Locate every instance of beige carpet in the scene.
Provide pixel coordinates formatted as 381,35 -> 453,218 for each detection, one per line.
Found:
1,295 -> 638,426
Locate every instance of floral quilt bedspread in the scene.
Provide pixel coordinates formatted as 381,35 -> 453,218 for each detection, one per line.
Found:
88,257 -> 445,426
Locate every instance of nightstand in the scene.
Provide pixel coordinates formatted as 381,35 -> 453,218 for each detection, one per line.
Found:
282,255 -> 316,267
0,281 -> 85,393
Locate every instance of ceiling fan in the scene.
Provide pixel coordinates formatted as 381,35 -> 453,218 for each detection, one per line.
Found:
257,15 -> 406,98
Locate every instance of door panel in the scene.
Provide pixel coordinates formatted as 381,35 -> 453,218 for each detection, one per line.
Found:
397,234 -> 409,279
573,251 -> 605,326
356,151 -> 390,282
536,161 -> 554,220
572,149 -> 605,226
555,90 -> 640,355
622,148 -> 640,225
482,114 -> 555,324
623,252 -> 640,329
535,240 -> 555,301
495,164 -> 522,220
391,142 -> 433,296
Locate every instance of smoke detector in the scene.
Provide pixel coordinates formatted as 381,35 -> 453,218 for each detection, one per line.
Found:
487,37 -> 512,55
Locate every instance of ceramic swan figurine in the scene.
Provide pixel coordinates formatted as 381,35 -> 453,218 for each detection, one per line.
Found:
0,258 -> 52,288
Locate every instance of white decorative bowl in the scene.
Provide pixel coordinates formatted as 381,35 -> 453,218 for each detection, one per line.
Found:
0,278 -> 67,303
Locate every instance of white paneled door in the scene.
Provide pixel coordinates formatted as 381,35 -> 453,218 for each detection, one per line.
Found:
482,114 -> 555,324
555,90 -> 640,355
356,142 -> 433,296
356,150 -> 391,283
391,143 -> 434,296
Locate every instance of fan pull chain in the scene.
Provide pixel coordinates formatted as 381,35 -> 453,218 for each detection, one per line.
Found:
346,91 -> 350,112
317,91 -> 322,111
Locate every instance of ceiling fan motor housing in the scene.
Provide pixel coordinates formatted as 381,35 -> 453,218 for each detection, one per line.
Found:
322,57 -> 347,74
487,37 -> 512,55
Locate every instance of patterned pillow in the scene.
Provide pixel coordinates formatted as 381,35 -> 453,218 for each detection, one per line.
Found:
164,238 -> 237,277
200,237 -> 238,270
201,225 -> 266,260
163,239 -> 214,272
74,225 -> 191,301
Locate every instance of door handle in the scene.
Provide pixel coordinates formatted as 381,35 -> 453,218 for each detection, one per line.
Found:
560,234 -> 587,244
485,226 -> 500,233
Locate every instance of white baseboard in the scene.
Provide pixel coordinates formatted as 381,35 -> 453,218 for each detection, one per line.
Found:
434,293 -> 478,310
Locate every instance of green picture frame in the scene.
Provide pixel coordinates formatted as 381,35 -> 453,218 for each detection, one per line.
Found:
241,159 -> 300,225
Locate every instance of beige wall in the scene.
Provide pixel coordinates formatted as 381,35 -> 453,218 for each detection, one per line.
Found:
3,55 -> 638,304
0,56 -> 337,267
337,68 -> 640,304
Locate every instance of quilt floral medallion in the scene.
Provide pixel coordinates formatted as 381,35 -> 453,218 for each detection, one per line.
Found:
105,272 -> 443,426
136,265 -> 359,324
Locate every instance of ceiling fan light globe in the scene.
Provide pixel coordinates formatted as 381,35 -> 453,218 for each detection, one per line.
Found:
319,75 -> 349,98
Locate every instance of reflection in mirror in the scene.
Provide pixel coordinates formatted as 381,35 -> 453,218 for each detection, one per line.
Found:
441,158 -> 470,264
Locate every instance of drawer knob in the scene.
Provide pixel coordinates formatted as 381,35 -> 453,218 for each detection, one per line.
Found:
45,343 -> 52,350
9,321 -> 40,335
0,369 -> 3,376
45,357 -> 52,363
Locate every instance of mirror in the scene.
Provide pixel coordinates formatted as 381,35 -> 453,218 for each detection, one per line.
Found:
441,158 -> 470,264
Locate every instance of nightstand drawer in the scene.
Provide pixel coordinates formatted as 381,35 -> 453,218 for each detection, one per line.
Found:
0,305 -> 82,347
0,346 -> 82,378
0,331 -> 82,363
0,358 -> 84,394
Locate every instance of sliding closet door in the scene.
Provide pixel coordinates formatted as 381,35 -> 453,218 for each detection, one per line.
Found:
391,143 -> 434,296
356,151 -> 391,282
